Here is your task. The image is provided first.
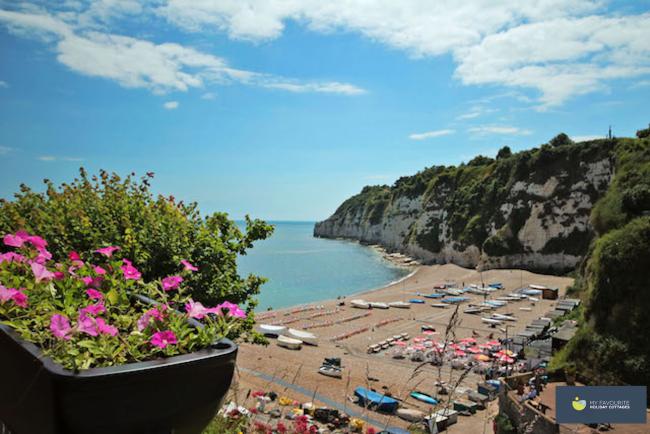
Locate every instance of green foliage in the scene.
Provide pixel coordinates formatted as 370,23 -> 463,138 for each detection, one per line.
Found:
0,170 -> 274,340
548,132 -> 573,147
0,235 -> 245,370
622,184 -> 650,214
496,146 -> 512,160
494,414 -> 515,434
636,126 -> 650,139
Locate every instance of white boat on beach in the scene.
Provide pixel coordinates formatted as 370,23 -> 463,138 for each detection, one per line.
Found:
464,307 -> 483,314
318,365 -> 342,378
259,324 -> 287,336
431,303 -> 448,309
369,301 -> 389,309
286,328 -> 318,346
277,335 -> 302,350
397,408 -> 425,422
529,284 -> 547,290
519,307 -> 533,311
492,313 -> 516,322
481,317 -> 503,325
388,301 -> 411,309
351,299 -> 371,309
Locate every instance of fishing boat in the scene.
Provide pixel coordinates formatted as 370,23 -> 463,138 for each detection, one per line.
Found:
369,301 -> 389,309
351,299 -> 371,309
423,293 -> 444,299
444,289 -> 463,296
519,307 -> 532,312
488,283 -> 504,289
441,297 -> 469,304
409,299 -> 425,304
277,335 -> 302,350
485,300 -> 507,307
286,328 -> 318,346
393,335 -> 402,340
479,303 -> 496,310
431,303 -> 448,309
410,391 -> 438,405
388,301 -> 411,309
258,324 -> 287,336
481,317 -> 502,325
353,387 -> 399,413
318,365 -> 342,379
529,284 -> 547,290
396,408 -> 425,422
521,289 -> 543,296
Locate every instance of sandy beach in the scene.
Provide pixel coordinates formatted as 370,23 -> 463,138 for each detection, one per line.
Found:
231,263 -> 574,431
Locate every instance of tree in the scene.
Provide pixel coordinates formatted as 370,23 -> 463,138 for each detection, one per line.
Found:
636,125 -> 650,139
549,133 -> 573,147
496,146 -> 512,160
0,169 -> 274,340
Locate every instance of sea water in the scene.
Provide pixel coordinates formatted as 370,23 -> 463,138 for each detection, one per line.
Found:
236,221 -> 410,311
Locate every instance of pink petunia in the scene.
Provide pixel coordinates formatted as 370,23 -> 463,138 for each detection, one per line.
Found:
11,290 -> 28,308
185,300 -> 209,319
50,314 -> 72,340
3,231 -> 29,248
53,271 -> 65,281
68,251 -> 81,261
161,275 -> 183,291
93,265 -> 107,275
26,235 -> 48,250
86,289 -> 104,300
217,301 -> 246,319
0,285 -> 16,303
150,330 -> 177,349
33,248 -> 53,264
95,246 -> 120,257
180,259 -> 198,272
80,302 -> 105,316
77,314 -> 98,337
96,317 -> 118,337
136,306 -> 166,331
0,252 -> 25,264
82,276 -> 103,289
121,259 -> 141,280
31,262 -> 55,283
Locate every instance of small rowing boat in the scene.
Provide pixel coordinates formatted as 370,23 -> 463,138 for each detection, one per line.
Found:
277,335 -> 302,350
286,328 -> 318,346
409,299 -> 425,304
258,324 -> 286,336
369,301 -> 389,309
410,391 -> 438,405
318,365 -> 342,378
397,408 -> 425,422
481,317 -> 502,325
388,301 -> 411,309
431,303 -> 448,309
351,299 -> 371,309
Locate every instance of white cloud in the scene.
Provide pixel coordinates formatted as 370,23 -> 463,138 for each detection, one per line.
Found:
0,145 -> 13,155
468,125 -> 532,136
571,134 -> 603,142
456,105 -> 497,120
163,101 -> 179,109
408,129 -> 455,140
201,92 -> 216,100
155,1 -> 650,106
38,155 -> 84,162
0,8 -> 365,96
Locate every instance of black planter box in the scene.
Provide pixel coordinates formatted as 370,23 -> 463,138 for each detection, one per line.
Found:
0,324 -> 237,434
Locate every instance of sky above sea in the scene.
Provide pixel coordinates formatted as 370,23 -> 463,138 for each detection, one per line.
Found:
0,1 -> 649,221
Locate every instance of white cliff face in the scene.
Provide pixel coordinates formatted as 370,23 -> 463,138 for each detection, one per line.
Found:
314,155 -> 614,272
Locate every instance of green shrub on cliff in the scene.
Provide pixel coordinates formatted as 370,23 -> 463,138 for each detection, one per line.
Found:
0,169 -> 274,340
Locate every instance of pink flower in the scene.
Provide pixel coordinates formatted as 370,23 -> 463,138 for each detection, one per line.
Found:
26,235 -> 48,250
0,252 -> 25,264
96,317 -> 118,337
150,330 -> 177,349
121,259 -> 141,280
77,314 -> 98,336
82,276 -> 93,286
53,271 -> 65,281
86,289 -> 104,300
31,262 -> 55,283
93,265 -> 107,275
180,259 -> 198,272
11,290 -> 28,308
162,275 -> 183,291
217,301 -> 246,319
0,285 -> 17,304
80,302 -> 105,316
136,306 -> 166,331
82,276 -> 103,288
33,248 -> 52,264
50,314 -> 72,340
95,246 -> 120,257
185,300 -> 209,319
68,251 -> 81,261
3,231 -> 29,247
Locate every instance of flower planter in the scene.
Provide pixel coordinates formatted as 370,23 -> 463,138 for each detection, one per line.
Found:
0,323 -> 237,434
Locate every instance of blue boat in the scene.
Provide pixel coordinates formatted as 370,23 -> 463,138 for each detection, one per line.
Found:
410,391 -> 438,405
423,293 -> 444,299
354,387 -> 399,413
488,283 -> 503,289
409,299 -> 425,304
441,296 -> 469,304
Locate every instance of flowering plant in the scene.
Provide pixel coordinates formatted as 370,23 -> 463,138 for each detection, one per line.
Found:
0,231 -> 245,371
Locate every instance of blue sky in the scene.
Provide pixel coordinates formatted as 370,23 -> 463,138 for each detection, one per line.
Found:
0,1 -> 649,221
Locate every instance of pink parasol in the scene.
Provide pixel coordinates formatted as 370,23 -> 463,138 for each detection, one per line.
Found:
461,337 -> 477,343
467,347 -> 481,354
454,350 -> 466,357
394,340 -> 407,347
486,340 -> 500,346
422,330 -> 436,335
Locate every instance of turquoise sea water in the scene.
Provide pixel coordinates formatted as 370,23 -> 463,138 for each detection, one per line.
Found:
237,222 -> 410,311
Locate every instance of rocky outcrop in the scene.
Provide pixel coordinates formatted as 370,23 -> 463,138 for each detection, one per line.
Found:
315,139 -> 616,272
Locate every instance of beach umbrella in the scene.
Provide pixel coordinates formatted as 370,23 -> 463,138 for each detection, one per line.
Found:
422,330 -> 436,335
475,354 -> 490,362
414,345 -> 426,351
394,340 -> 407,347
413,337 -> 425,343
486,340 -> 500,346
461,337 -> 477,344
454,350 -> 466,357
467,347 -> 481,354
